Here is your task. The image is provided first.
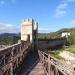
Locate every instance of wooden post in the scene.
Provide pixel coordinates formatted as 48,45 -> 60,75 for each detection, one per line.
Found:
73,68 -> 75,75
43,52 -> 44,64
55,67 -> 58,75
17,58 -> 18,68
10,63 -> 13,75
3,55 -> 5,65
20,45 -> 22,57
48,55 -> 50,75
10,48 -> 14,75
0,69 -> 3,75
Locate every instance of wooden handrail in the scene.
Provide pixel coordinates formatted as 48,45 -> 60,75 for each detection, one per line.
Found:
0,41 -> 32,75
38,50 -> 73,75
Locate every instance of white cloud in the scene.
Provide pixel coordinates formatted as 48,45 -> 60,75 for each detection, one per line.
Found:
55,0 -> 75,17
0,0 -> 5,5
11,0 -> 16,4
70,20 -> 75,25
0,23 -> 20,33
55,10 -> 67,17
55,2 -> 68,17
57,3 -> 68,9
64,0 -> 75,2
38,28 -> 50,33
0,0 -> 16,6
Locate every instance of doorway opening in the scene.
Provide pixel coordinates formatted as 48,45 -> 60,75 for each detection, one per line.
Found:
27,34 -> 30,42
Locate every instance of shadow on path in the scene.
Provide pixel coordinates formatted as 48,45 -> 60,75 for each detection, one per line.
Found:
19,51 -> 39,75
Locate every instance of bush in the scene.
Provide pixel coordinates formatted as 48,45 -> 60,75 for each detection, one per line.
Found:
68,34 -> 75,45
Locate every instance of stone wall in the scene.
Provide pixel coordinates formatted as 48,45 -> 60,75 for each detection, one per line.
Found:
38,38 -> 67,49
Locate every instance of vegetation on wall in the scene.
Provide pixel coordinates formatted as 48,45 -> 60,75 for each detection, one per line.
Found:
68,33 -> 75,45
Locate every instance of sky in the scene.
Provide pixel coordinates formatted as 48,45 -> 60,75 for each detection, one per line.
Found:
0,0 -> 75,33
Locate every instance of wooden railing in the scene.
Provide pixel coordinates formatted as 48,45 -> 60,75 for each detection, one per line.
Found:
0,41 -> 31,75
38,50 -> 75,75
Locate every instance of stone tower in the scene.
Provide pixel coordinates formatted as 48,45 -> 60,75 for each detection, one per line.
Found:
21,18 -> 38,51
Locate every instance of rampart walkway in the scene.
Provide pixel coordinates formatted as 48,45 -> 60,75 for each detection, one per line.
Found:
29,61 -> 45,75
19,51 -> 45,75
0,41 -> 74,75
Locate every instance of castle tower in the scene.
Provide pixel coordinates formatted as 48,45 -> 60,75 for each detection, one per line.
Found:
21,19 -> 34,42
21,19 -> 38,51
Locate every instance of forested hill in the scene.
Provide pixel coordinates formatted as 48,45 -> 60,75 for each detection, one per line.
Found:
38,28 -> 75,40
0,27 -> 75,45
57,28 -> 75,44
56,28 -> 75,34
0,33 -> 20,45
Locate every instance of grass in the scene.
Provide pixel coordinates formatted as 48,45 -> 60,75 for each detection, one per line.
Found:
48,44 -> 75,60
60,44 -> 75,54
49,51 -> 65,60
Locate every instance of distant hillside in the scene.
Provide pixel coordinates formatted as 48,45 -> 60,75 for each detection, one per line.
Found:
55,28 -> 75,44
0,33 -> 21,45
38,28 -> 75,44
1,27 -> 75,45
56,28 -> 75,34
